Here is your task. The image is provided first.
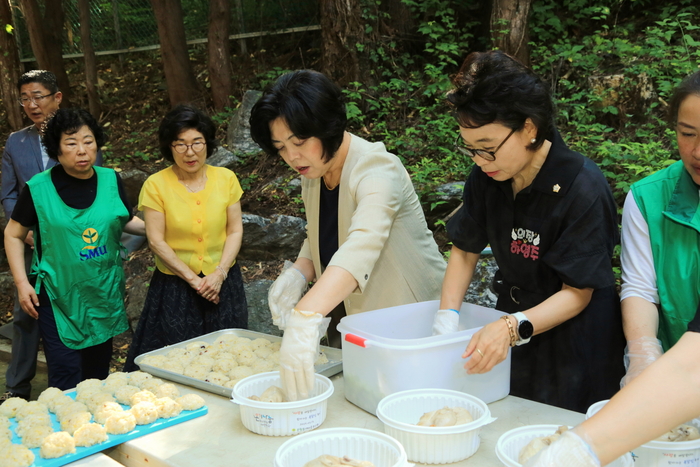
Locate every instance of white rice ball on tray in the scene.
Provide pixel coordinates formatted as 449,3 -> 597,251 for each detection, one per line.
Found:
104,411 -> 136,435
48,394 -> 74,413
270,341 -> 281,352
0,436 -> 12,450
102,378 -> 128,396
85,392 -> 116,413
0,414 -> 11,429
16,412 -> 52,437
93,401 -> 124,425
229,366 -> 253,381
232,336 -> 252,345
155,383 -> 180,399
155,397 -> 183,419
183,364 -> 209,381
130,401 -> 159,425
37,387 -> 64,406
20,424 -> 54,449
204,371 -> 230,386
76,378 -> 103,394
250,338 -> 272,350
160,360 -> 185,374
140,354 -> 168,368
251,359 -> 276,374
55,401 -> 88,422
0,397 -> 28,418
4,443 -> 35,467
166,347 -> 189,359
40,431 -> 76,459
127,371 -> 153,388
190,355 -> 215,371
60,411 -> 92,435
254,346 -> 273,359
1,425 -> 12,440
114,385 -> 140,406
74,423 -> 108,447
212,357 -> 237,374
184,341 -> 209,353
230,343 -> 253,356
130,390 -> 157,406
15,401 -> 48,421
223,379 -> 240,389
199,347 -> 219,359
75,387 -> 101,404
235,349 -> 255,367
139,378 -> 165,393
177,394 -> 205,411
105,371 -> 129,383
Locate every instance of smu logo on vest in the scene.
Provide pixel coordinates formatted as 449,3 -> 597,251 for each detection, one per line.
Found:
80,227 -> 108,261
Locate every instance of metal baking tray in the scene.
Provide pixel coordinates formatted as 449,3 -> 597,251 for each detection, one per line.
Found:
134,328 -> 342,398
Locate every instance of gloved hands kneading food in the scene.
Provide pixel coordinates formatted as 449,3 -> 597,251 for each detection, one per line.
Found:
620,336 -> 663,388
268,260 -> 308,330
432,308 -> 460,335
523,430 -> 600,467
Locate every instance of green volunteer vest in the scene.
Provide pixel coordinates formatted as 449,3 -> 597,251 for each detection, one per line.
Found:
28,166 -> 130,350
631,160 -> 700,350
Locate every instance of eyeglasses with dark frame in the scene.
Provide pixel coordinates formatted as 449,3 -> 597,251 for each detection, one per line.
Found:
171,142 -> 206,154
18,92 -> 57,107
454,128 -> 517,161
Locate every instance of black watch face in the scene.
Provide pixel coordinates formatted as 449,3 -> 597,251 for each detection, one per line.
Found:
519,320 -> 534,340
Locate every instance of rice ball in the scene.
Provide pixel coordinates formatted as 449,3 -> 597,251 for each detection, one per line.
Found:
4,443 -> 35,467
85,392 -> 116,413
140,354 -> 168,368
160,360 -> 185,374
130,401 -> 159,425
235,349 -> 255,367
270,341 -> 282,352
177,394 -> 205,411
102,378 -> 128,396
155,383 -> 180,399
114,385 -> 141,406
251,338 -> 272,350
204,371 -> 230,386
76,378 -> 103,394
223,379 -> 239,389
37,387 -> 64,406
60,411 -> 92,435
75,387 -> 102,404
104,411 -> 136,435
130,390 -> 157,406
0,397 -> 28,418
55,401 -> 88,422
93,401 -> 124,425
230,343 -> 253,356
251,359 -> 275,374
0,415 -> 10,429
233,336 -> 252,345
190,355 -> 215,371
155,397 -> 182,419
183,364 -> 209,381
268,351 -> 281,364
48,394 -> 74,413
229,366 -> 253,381
127,371 -> 152,388
74,423 -> 108,447
40,431 -> 76,459
139,378 -> 165,393
254,346 -> 273,359
16,412 -> 52,437
20,424 -> 53,448
105,371 -> 129,383
1,425 -> 12,440
185,341 -> 209,353
199,347 -> 219,359
315,352 -> 329,365
166,347 -> 190,359
212,358 -> 237,373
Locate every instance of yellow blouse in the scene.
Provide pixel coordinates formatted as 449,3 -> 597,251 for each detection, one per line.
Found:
138,165 -> 243,275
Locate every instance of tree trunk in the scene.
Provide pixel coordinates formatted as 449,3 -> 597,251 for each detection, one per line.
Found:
19,0 -> 73,105
490,0 -> 532,67
0,0 -> 24,130
208,0 -> 231,112
320,0 -> 371,86
78,0 -> 101,118
150,0 -> 200,107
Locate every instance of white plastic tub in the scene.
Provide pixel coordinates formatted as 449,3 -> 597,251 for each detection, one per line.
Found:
496,425 -> 633,467
337,300 -> 511,415
274,427 -> 411,467
376,388 -> 496,464
585,399 -> 610,420
230,371 -> 333,436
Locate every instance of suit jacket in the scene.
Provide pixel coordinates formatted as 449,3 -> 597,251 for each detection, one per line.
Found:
1,124 -> 103,219
298,134 -> 446,315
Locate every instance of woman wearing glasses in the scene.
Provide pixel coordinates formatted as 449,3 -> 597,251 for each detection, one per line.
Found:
436,50 -> 625,412
124,105 -> 247,371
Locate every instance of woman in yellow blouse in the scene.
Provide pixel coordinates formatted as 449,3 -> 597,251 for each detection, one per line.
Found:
124,105 -> 247,370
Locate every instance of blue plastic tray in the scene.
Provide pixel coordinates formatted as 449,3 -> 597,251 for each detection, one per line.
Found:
7,390 -> 208,467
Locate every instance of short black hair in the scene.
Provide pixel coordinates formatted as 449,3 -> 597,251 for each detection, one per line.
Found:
669,70 -> 700,125
42,108 -> 106,160
249,70 -> 347,162
17,70 -> 59,93
446,50 -> 554,150
158,104 -> 218,162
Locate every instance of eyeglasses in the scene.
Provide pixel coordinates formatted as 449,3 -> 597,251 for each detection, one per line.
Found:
454,128 -> 516,161
18,92 -> 57,107
171,142 -> 206,154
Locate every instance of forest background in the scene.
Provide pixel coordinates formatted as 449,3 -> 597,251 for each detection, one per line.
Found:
1,0 -> 700,267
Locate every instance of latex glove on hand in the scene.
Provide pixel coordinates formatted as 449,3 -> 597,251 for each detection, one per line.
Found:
432,309 -> 460,335
620,336 -> 663,388
524,430 -> 600,467
268,260 -> 308,330
279,309 -> 328,401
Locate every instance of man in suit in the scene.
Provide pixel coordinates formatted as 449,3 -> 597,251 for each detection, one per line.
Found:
0,70 -> 102,402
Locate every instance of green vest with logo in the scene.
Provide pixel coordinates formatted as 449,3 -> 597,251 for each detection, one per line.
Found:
28,166 -> 130,350
631,160 -> 700,350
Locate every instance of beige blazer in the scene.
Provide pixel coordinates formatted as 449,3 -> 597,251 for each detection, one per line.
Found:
298,134 -> 446,315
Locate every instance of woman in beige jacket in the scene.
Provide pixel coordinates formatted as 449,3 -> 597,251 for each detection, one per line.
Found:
250,70 -> 446,400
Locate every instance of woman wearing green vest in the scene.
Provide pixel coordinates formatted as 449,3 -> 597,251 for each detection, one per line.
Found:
620,70 -> 700,387
3,108 -> 145,390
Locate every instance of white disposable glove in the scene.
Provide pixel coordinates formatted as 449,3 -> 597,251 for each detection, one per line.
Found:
524,430 -> 600,467
620,336 -> 663,388
279,309 -> 330,401
268,260 -> 308,330
432,309 -> 460,335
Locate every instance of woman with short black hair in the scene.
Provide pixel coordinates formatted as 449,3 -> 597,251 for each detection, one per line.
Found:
250,70 -> 446,400
437,50 -> 625,413
4,108 -> 145,389
124,104 -> 247,371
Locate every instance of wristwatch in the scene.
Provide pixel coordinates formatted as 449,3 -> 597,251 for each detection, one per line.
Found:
513,312 -> 533,345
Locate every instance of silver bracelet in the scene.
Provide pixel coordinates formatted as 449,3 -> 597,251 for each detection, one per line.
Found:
216,265 -> 228,280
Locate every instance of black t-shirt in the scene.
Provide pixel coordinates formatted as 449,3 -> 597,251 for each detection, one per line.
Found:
319,181 -> 340,269
447,129 -> 620,298
687,304 -> 700,333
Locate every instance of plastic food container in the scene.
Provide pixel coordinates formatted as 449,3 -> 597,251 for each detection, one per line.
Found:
376,388 -> 496,464
496,424 -> 633,467
230,371 -> 333,436
634,421 -> 700,467
337,300 -> 511,415
274,427 -> 411,467
585,399 -> 610,419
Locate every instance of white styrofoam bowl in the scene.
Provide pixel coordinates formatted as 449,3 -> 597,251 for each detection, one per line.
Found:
230,371 -> 333,436
585,399 -> 610,420
496,424 -> 633,467
274,427 -> 411,467
376,388 -> 495,464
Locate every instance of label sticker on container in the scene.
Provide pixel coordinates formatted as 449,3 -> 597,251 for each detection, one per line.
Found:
253,412 -> 275,428
290,407 -> 324,433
